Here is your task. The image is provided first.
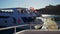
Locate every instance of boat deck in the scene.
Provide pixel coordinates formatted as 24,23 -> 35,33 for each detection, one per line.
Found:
16,29 -> 60,34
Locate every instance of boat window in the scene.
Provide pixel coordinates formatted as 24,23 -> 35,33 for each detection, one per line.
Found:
21,17 -> 35,24
18,9 -> 28,13
20,10 -> 24,13
0,10 -> 13,13
0,16 -> 10,18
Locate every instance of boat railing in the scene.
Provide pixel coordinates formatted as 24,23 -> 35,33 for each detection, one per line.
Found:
0,24 -> 29,34
0,24 -> 60,34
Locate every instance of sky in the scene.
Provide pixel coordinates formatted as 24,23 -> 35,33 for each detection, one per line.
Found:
0,0 -> 60,9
